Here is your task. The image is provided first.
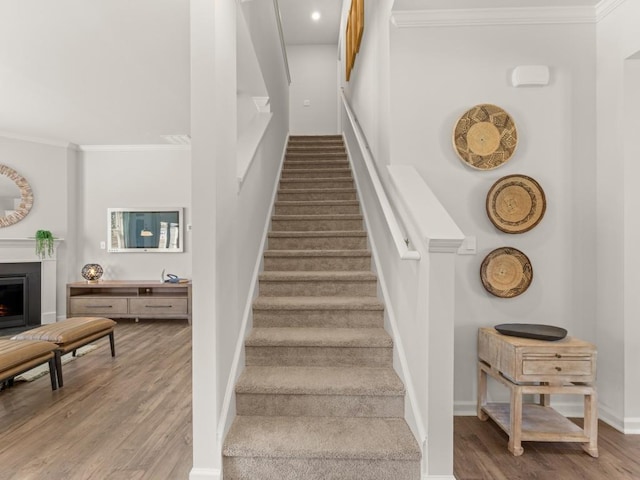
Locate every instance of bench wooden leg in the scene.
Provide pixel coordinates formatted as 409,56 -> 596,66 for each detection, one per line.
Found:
48,358 -> 58,390
109,332 -> 116,357
54,351 -> 64,388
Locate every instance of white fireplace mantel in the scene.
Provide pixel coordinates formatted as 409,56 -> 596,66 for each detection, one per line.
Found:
0,237 -> 64,324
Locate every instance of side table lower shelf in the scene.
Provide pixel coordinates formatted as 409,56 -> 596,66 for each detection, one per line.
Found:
481,403 -> 593,444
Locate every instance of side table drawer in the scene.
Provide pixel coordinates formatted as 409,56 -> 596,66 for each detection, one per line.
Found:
69,297 -> 128,315
130,298 -> 188,315
522,359 -> 592,376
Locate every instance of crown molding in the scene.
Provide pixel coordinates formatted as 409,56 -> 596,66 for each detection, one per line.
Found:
77,144 -> 191,152
0,131 -> 74,149
391,6 -> 597,28
596,0 -> 627,22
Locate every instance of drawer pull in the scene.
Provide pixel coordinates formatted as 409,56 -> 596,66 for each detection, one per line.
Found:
145,305 -> 172,308
555,354 -> 562,358
555,366 -> 562,371
87,305 -> 112,308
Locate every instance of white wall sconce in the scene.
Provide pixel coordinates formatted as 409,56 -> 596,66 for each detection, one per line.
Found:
511,65 -> 550,87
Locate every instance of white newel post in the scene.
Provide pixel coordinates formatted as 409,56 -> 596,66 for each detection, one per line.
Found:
0,238 -> 63,325
425,243 -> 460,478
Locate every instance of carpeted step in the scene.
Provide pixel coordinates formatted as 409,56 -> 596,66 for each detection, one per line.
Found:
277,188 -> 357,202
235,366 -> 405,417
274,200 -> 360,216
287,145 -> 346,153
252,296 -> 384,328
279,177 -> 353,190
289,134 -> 343,142
245,327 -> 392,367
286,152 -> 348,161
271,214 -> 363,232
259,271 -> 377,297
281,168 -> 352,179
268,231 -> 368,250
263,249 -> 370,271
222,416 -> 421,480
283,159 -> 349,170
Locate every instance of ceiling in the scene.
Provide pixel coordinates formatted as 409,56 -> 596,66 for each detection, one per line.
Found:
0,0 -> 190,146
0,0 -> 604,147
278,0 -> 343,46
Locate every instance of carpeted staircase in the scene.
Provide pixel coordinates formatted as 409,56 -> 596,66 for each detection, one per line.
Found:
222,135 -> 421,479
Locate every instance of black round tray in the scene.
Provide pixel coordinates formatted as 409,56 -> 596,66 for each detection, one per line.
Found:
494,323 -> 567,341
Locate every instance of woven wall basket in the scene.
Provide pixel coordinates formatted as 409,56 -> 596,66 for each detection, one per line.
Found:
452,104 -> 518,170
486,174 -> 546,234
480,247 -> 532,298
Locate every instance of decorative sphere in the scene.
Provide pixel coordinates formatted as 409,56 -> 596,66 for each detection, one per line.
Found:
81,263 -> 103,283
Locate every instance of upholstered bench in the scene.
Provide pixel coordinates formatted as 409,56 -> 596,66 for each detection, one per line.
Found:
12,317 -> 116,388
0,339 -> 58,391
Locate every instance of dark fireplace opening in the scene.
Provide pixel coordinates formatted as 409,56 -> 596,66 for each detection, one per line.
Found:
0,262 -> 41,334
0,278 -> 27,329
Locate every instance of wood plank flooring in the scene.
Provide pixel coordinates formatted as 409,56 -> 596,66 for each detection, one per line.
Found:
455,415 -> 640,480
3,320 -> 639,480
0,320 -> 192,480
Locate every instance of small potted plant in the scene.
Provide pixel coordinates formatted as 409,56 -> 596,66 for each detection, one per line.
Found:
35,230 -> 55,259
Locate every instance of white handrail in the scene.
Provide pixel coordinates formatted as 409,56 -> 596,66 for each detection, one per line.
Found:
272,0 -> 291,85
340,91 -> 420,260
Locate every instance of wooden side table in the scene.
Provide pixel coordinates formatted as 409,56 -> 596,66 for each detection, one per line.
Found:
477,327 -> 598,457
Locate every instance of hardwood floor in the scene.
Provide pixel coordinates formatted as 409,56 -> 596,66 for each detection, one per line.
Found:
0,320 -> 192,480
3,320 -> 638,480
455,416 -> 640,480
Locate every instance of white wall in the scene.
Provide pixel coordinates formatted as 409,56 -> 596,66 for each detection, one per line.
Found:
597,0 -> 640,432
77,147 -> 192,285
190,0 -> 289,476
389,22 -> 597,412
341,0 -> 394,174
0,135 -> 78,318
288,44 -> 338,135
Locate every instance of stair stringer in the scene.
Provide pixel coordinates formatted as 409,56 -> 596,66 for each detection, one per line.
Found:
343,135 -> 429,476
216,134 -> 290,446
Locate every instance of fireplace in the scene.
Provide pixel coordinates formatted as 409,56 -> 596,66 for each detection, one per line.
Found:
0,262 -> 41,332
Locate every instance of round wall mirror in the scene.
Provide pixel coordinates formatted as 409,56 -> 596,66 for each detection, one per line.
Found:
0,164 -> 33,227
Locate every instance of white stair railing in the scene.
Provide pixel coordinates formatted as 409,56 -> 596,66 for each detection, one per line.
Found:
340,91 -> 420,260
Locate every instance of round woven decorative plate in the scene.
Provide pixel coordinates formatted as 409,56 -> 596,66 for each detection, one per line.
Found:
480,247 -> 532,298
486,174 -> 546,234
452,104 -> 518,170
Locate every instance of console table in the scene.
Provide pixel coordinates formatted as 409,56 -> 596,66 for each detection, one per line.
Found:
477,327 -> 598,457
67,280 -> 191,324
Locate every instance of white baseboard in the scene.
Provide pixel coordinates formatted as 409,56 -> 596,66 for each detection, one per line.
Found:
189,468 -> 221,480
424,475 -> 456,479
454,401 -> 476,416
624,417 -> 640,434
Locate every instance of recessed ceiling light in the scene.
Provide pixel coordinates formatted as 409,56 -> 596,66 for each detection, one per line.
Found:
311,11 -> 321,21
